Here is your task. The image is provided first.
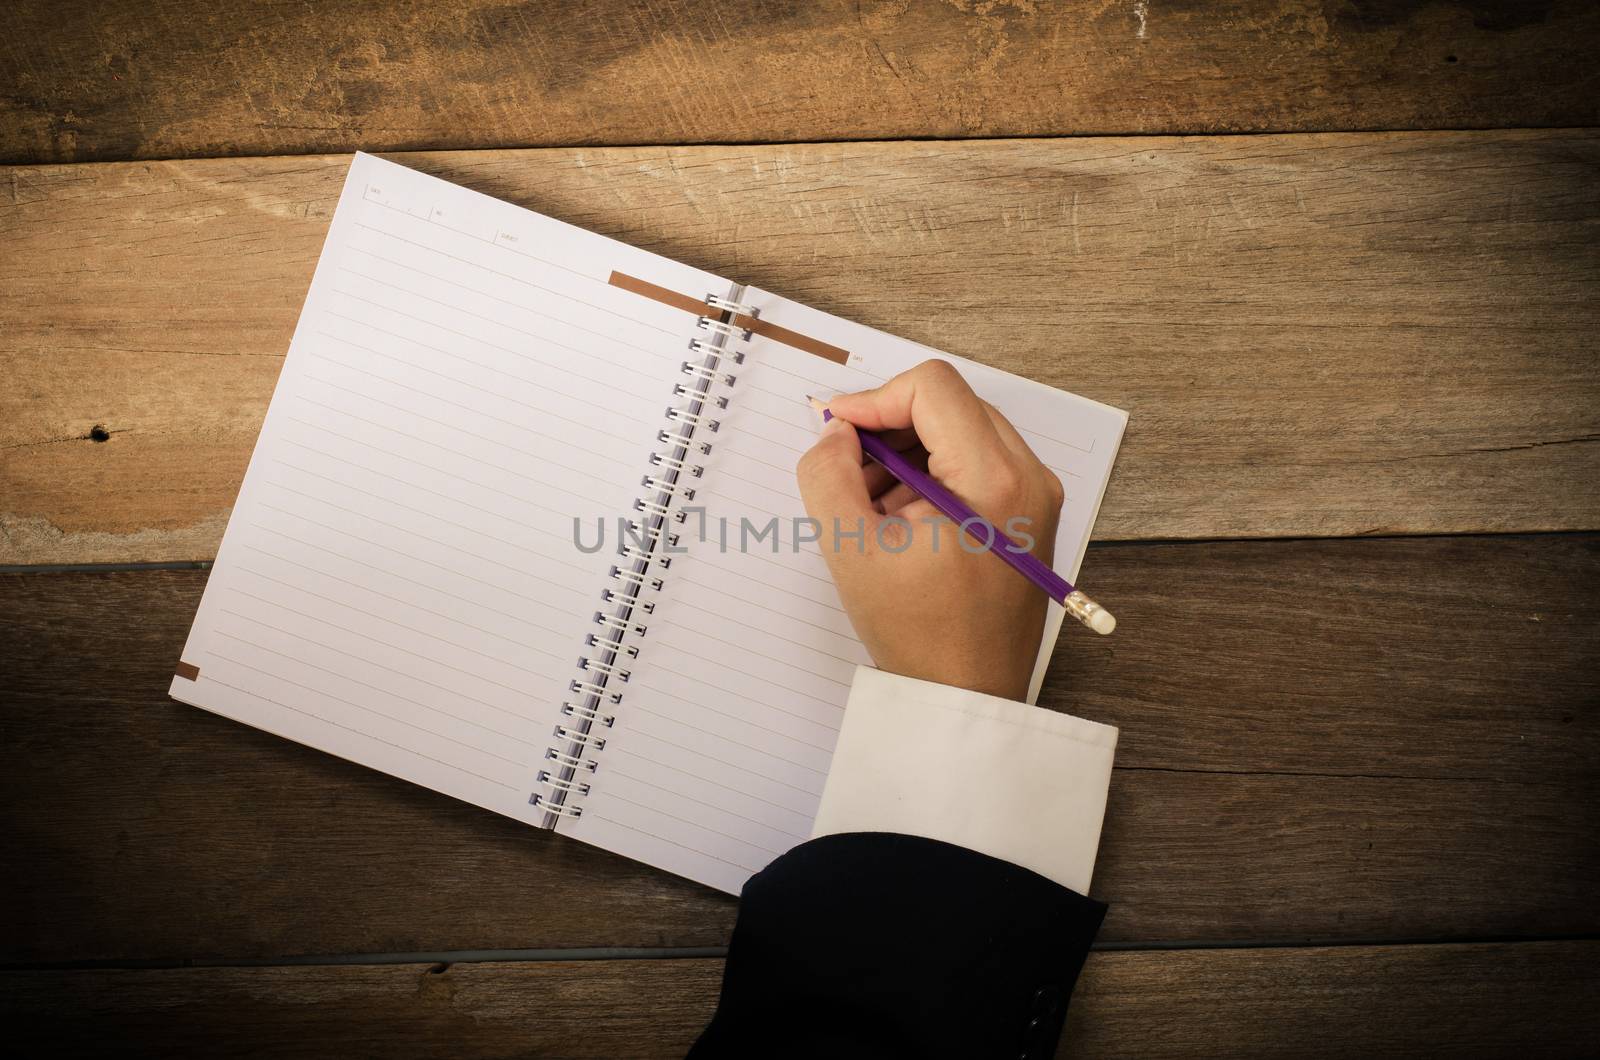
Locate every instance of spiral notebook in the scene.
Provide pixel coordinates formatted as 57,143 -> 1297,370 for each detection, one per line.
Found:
169,152 -> 1128,894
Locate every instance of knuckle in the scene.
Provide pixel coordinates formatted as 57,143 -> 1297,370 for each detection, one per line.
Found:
913,358 -> 960,384
1041,469 -> 1066,510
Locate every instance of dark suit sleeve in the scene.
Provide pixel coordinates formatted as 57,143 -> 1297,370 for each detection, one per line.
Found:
688,831 -> 1107,1060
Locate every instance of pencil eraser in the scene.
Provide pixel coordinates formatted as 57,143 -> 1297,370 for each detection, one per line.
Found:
1090,610 -> 1116,635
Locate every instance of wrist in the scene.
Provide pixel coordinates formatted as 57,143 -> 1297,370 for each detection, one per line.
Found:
871,656 -> 1032,703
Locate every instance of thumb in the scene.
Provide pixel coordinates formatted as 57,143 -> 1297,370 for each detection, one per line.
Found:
796,416 -> 878,527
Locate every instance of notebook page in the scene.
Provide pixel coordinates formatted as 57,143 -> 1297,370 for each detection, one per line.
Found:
558,287 -> 1126,893
170,153 -> 728,826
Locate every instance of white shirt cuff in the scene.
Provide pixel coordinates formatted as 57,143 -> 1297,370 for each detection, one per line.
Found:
811,666 -> 1117,896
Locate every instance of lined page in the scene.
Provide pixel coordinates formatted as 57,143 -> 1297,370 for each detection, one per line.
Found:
560,287 -> 1127,893
170,153 -> 725,827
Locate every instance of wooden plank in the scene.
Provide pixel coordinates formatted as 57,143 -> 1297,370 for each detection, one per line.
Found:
3,0 -> 1598,165
1066,941 -> 1600,1058
1045,533 -> 1600,784
3,535 -> 1595,961
6,942 -> 1596,1058
3,133 -> 1597,564
4,958 -> 724,1059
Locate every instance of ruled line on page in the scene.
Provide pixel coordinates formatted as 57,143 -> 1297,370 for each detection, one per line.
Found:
629,678 -> 837,755
241,534 -> 576,653
577,811 -> 765,874
623,683 -> 836,753
715,441 -> 798,478
293,376 -> 635,479
201,666 -> 524,791
254,502 -> 591,609
309,328 -> 656,455
208,647 -> 537,762
219,601 -> 555,706
660,615 -> 859,676
665,563 -> 864,646
707,462 -> 804,505
273,428 -> 623,550
703,541 -> 839,590
321,303 -> 663,404
236,544 -> 579,653
230,570 -> 564,681
359,195 -> 688,336
285,392 -> 626,494
672,530 -> 837,595
647,655 -> 844,719
621,707 -> 831,785
620,686 -> 835,774
342,241 -> 679,373
257,469 -> 597,593
604,771 -> 812,858
325,279 -> 675,380
309,339 -> 648,456
333,267 -> 678,380
260,477 -> 595,592
347,211 -> 686,346
674,571 -> 852,630
743,341 -> 879,392
597,772 -> 804,849
694,487 -> 794,526
596,786 -> 789,859
717,415 -> 809,457
269,431 -> 610,572
603,745 -> 817,821
257,481 -> 590,595
208,625 -> 542,743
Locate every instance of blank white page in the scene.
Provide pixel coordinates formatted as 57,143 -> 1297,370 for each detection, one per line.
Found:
170,153 -> 726,827
559,285 -> 1127,894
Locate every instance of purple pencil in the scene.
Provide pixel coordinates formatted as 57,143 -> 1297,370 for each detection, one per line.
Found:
808,396 -> 1116,636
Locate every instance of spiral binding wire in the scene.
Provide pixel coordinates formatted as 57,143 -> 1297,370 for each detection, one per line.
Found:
532,284 -> 756,822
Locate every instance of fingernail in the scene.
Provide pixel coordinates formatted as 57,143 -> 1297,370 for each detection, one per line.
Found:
820,416 -> 848,436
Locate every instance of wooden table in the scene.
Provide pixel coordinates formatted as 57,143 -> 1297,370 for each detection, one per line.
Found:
3,3 -> 1598,1055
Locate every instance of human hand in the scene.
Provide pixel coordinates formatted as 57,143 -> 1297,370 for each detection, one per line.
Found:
796,360 -> 1065,702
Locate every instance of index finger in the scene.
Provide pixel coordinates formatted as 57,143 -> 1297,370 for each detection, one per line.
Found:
824,360 -> 1012,480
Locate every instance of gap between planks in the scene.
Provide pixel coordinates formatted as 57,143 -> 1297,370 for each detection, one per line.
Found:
6,527 -> 1600,574
11,933 -> 1600,975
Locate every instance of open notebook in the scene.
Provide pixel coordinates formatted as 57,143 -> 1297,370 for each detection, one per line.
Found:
170,153 -> 1127,895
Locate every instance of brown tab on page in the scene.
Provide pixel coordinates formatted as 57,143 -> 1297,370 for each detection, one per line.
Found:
608,271 -> 710,316
734,314 -> 850,367
609,271 -> 851,366
174,660 -> 201,681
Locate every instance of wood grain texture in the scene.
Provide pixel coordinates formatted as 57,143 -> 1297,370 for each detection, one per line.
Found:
4,132 -> 1598,563
4,537 -> 1594,962
3,0 -> 1598,165
6,942 -> 1597,1059
1060,940 -> 1600,1059
1045,533 -> 1600,785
